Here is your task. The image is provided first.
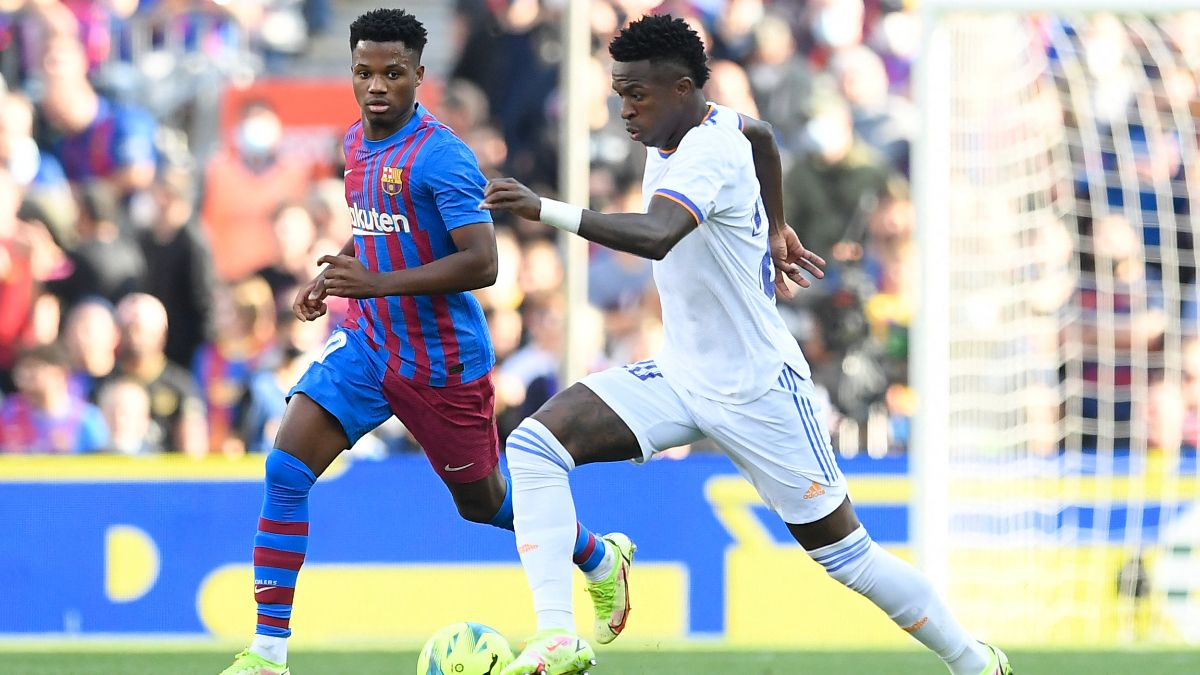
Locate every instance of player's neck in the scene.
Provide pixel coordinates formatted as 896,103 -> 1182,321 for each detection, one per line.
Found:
658,98 -> 710,153
363,104 -> 417,141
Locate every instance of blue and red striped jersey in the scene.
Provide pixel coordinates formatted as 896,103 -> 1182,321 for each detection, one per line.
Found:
55,97 -> 157,182
341,103 -> 495,387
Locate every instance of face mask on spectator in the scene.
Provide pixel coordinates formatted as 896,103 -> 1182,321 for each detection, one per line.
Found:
7,136 -> 39,187
235,115 -> 283,161
128,189 -> 159,229
805,114 -> 852,159
813,8 -> 862,48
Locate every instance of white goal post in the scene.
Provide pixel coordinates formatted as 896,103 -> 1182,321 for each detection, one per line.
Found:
914,0 -> 1200,645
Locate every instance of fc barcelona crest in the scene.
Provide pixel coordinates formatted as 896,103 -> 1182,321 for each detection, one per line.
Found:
381,165 -> 403,195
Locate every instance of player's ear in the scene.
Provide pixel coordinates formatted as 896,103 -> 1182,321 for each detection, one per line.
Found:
674,76 -> 695,97
415,64 -> 425,87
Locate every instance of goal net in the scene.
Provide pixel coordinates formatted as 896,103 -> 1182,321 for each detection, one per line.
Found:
913,1 -> 1199,645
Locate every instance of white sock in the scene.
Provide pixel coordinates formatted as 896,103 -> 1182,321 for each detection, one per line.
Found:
506,418 -> 579,632
583,547 -> 615,583
250,634 -> 287,664
809,526 -> 990,675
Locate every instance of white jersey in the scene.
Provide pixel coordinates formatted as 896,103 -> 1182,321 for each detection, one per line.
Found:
642,103 -> 810,403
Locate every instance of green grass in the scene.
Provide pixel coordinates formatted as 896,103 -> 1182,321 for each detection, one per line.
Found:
0,649 -> 1197,675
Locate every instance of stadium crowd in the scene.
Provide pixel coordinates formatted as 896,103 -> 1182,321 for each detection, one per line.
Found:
1,0 -> 1195,458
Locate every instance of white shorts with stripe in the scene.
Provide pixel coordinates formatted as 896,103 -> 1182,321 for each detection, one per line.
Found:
580,359 -> 848,524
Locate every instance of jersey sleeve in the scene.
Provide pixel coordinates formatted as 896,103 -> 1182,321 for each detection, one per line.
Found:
651,126 -> 733,226
420,138 -> 493,231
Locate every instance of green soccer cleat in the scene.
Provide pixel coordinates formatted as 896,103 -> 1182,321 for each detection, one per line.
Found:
980,643 -> 1014,675
500,629 -> 596,675
218,649 -> 290,675
586,532 -> 636,644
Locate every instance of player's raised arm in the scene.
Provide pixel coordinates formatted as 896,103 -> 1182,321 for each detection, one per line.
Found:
482,177 -> 697,261
739,113 -> 825,298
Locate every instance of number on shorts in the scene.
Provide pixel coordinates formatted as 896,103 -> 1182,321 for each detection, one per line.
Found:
316,331 -> 348,364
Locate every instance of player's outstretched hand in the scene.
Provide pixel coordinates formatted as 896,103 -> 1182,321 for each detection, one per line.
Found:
772,226 -> 825,300
319,254 -> 382,299
480,177 -> 542,221
293,274 -> 328,322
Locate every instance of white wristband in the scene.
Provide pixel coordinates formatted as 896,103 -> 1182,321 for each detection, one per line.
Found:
539,197 -> 582,234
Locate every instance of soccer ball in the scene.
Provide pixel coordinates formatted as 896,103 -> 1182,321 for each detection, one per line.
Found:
416,621 -> 514,675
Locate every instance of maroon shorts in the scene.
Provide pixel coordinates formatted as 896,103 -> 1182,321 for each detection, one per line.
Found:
382,370 -> 499,484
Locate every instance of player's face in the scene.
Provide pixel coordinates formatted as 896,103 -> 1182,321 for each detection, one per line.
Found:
352,40 -> 424,139
611,60 -> 693,149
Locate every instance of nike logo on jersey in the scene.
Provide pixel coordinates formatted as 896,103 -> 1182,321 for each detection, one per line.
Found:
344,169 -> 352,176
444,462 -> 475,472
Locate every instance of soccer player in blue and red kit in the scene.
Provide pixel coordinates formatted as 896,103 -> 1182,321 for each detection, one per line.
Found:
218,10 -> 634,675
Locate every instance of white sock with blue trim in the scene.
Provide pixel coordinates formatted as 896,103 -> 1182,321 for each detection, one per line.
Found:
506,418 -> 579,632
809,526 -> 989,675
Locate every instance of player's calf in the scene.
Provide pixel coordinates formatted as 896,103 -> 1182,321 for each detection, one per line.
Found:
806,525 -> 996,675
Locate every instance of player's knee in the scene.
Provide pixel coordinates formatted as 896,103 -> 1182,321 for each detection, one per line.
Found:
264,448 -> 317,493
810,526 -> 878,593
505,419 -> 574,478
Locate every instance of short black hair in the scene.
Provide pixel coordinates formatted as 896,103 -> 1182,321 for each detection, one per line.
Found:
609,14 -> 709,88
349,8 -> 427,57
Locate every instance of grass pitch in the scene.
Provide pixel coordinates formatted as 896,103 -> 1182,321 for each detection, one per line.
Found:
0,648 -> 1196,675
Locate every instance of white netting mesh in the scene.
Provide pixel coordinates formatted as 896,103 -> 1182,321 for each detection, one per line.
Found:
930,11 -> 1199,645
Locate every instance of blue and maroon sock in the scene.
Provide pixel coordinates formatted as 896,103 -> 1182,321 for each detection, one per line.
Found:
573,522 -> 609,578
252,449 -> 316,638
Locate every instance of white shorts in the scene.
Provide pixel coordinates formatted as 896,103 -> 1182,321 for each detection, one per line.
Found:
580,359 -> 848,524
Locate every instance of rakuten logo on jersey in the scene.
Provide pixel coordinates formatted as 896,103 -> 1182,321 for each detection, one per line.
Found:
348,203 -> 410,235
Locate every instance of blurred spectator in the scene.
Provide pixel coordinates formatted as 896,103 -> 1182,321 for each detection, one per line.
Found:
135,170 -> 216,368
783,97 -> 891,259
829,44 -> 914,173
488,305 -> 524,364
0,166 -> 63,390
0,93 -> 74,237
60,296 -> 118,400
236,340 -> 306,455
235,304 -> 327,455
255,201 -> 318,297
588,248 -> 653,312
109,292 -> 206,456
440,78 -> 490,140
496,294 -> 564,432
744,12 -> 814,155
803,0 -> 866,64
39,36 -> 157,195
201,99 -> 312,282
704,59 -> 760,118
710,0 -> 764,63
96,375 -> 162,454
193,276 -> 274,456
0,342 -> 109,454
1072,215 -> 1168,450
46,181 -> 146,308
1184,338 -> 1200,449
518,237 -> 564,298
477,227 -> 524,313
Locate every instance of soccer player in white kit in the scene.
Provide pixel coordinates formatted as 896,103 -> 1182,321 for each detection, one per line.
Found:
482,14 -> 1013,675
